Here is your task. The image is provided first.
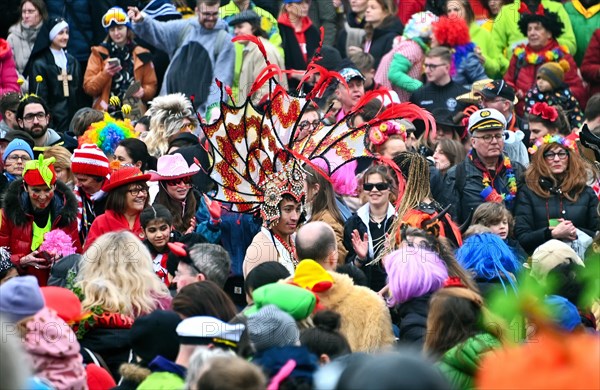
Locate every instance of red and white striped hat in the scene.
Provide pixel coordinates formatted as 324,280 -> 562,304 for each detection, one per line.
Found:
71,144 -> 110,178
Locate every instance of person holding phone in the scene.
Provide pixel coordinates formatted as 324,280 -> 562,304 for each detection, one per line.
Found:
0,155 -> 81,287
83,7 -> 157,112
515,135 -> 599,255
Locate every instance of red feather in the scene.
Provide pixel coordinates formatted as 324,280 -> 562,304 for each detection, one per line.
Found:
167,242 -> 187,257
232,34 -> 269,63
250,64 -> 287,96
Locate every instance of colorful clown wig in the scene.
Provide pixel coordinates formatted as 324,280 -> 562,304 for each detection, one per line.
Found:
384,246 -> 449,306
144,93 -> 198,158
79,112 -> 137,157
431,16 -> 475,76
456,233 -> 521,294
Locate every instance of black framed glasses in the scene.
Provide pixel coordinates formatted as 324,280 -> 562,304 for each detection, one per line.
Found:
22,112 -> 47,122
128,186 -> 149,196
423,63 -> 446,70
472,133 -> 504,143
298,120 -> 320,130
543,150 -> 569,160
363,182 -> 389,192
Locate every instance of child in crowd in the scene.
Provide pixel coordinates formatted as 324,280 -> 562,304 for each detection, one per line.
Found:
525,61 -> 583,130
472,202 -> 528,262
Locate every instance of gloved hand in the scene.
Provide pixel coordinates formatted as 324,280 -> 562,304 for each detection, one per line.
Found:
204,194 -> 222,224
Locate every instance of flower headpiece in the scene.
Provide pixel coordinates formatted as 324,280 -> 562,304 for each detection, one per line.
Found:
368,121 -> 407,147
79,112 -> 137,157
530,102 -> 558,122
528,134 -> 576,154
23,155 -> 57,187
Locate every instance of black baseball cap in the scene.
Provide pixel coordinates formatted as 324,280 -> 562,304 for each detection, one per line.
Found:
476,80 -> 517,104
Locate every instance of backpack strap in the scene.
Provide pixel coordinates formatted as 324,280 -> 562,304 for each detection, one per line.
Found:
82,347 -> 111,374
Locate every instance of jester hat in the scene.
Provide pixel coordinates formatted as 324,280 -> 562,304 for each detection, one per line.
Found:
23,155 -> 57,187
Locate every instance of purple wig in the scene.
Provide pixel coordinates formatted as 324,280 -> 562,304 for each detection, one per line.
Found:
384,246 -> 449,306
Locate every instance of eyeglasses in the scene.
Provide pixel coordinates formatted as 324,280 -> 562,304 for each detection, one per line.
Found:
22,112 -> 47,122
472,133 -> 504,143
165,176 -> 192,187
102,9 -> 129,28
6,154 -> 32,162
298,120 -> 320,130
200,11 -> 219,18
363,182 -> 389,192
128,187 -> 149,196
423,63 -> 446,70
543,150 -> 569,160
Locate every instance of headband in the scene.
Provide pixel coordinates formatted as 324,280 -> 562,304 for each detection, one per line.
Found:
49,20 -> 69,42
528,134 -> 577,154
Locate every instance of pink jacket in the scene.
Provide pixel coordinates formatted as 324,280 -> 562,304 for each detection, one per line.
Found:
0,39 -> 19,95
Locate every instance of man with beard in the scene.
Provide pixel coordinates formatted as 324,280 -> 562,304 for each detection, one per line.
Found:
15,95 -> 66,152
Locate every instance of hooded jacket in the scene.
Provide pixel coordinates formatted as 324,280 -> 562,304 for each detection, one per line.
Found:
0,179 -> 81,286
7,22 -> 43,76
83,44 -> 157,111
0,39 -> 19,95
317,271 -> 395,353
131,17 -> 234,115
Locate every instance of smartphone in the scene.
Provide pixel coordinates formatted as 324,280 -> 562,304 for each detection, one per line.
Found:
107,58 -> 121,67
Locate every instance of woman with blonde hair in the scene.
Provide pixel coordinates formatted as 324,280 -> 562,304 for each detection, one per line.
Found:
42,145 -> 74,188
75,230 -> 171,379
144,93 -> 198,157
515,135 -> 599,255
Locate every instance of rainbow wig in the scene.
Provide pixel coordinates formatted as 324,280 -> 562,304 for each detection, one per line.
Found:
384,246 -> 449,306
456,233 -> 521,294
79,112 -> 138,157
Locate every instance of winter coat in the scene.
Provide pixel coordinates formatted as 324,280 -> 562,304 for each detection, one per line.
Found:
0,39 -> 19,95
581,28 -> 600,97
343,202 -> 396,292
46,0 -> 95,62
409,79 -> 469,113
393,293 -> 431,349
28,48 -> 83,132
514,182 -> 599,254
311,209 -> 347,265
317,271 -> 395,352
491,0 -> 577,75
452,51 -> 489,90
7,22 -> 42,77
377,37 -> 425,102
469,22 -> 501,79
131,17 -> 234,115
278,14 -> 321,92
437,333 -> 502,390
84,209 -> 144,251
504,40 -> 587,115
364,16 -> 404,69
83,44 -> 157,111
0,179 -> 81,287
444,153 -> 526,224
524,85 -> 584,129
236,36 -> 287,105
564,0 -> 600,65
217,207 -> 261,277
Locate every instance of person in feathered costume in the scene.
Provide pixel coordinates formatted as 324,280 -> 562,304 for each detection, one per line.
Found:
144,93 -> 199,158
431,16 -> 488,90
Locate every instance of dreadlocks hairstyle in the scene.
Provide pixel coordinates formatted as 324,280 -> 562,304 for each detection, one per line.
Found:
392,152 -> 432,220
144,93 -> 198,157
518,9 -> 564,40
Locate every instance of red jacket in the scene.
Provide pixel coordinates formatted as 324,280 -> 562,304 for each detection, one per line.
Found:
0,38 -> 19,95
504,40 -> 588,115
0,180 -> 81,286
84,209 -> 144,251
581,29 -> 600,98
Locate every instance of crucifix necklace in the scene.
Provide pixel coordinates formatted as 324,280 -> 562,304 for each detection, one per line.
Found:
57,68 -> 72,97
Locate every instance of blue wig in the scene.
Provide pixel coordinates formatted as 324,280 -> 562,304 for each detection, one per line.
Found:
456,233 -> 521,294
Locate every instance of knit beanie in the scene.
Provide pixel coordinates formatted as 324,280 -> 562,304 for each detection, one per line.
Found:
2,138 -> 34,163
71,144 -> 110,178
0,276 -> 45,322
537,61 -> 570,90
130,310 -> 182,365
247,305 -> 300,353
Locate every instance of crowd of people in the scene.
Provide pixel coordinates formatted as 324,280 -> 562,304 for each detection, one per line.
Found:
0,0 -> 599,389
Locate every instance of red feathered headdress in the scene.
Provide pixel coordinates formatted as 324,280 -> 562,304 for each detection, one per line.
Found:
432,16 -> 471,47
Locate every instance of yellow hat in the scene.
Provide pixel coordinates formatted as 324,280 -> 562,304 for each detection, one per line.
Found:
293,260 -> 334,292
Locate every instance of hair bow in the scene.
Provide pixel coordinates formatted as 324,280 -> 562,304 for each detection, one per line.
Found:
530,102 -> 558,122
518,2 -> 545,15
443,276 -> 467,289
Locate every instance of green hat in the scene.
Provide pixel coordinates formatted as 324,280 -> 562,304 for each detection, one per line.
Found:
245,282 -> 316,320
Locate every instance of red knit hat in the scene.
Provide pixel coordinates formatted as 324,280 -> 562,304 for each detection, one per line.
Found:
71,144 -> 110,178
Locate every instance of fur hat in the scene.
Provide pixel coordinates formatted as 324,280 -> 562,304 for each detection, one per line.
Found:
247,305 -> 300,353
145,93 -> 198,158
537,61 -> 570,90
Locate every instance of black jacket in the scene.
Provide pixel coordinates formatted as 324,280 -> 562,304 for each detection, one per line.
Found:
393,293 -> 431,350
365,16 -> 403,69
444,154 -> 526,224
28,49 -> 83,132
278,22 -> 321,92
514,182 -> 599,254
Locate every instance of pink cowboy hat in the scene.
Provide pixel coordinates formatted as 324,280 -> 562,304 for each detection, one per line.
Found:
148,153 -> 200,181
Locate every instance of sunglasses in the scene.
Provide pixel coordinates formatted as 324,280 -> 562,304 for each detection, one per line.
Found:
102,9 -> 128,28
165,176 -> 192,186
363,182 -> 389,192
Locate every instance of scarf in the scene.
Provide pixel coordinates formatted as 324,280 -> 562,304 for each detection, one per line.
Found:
109,41 -> 134,98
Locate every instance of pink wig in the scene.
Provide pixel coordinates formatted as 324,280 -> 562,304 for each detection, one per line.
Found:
331,160 -> 358,196
384,246 -> 449,306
